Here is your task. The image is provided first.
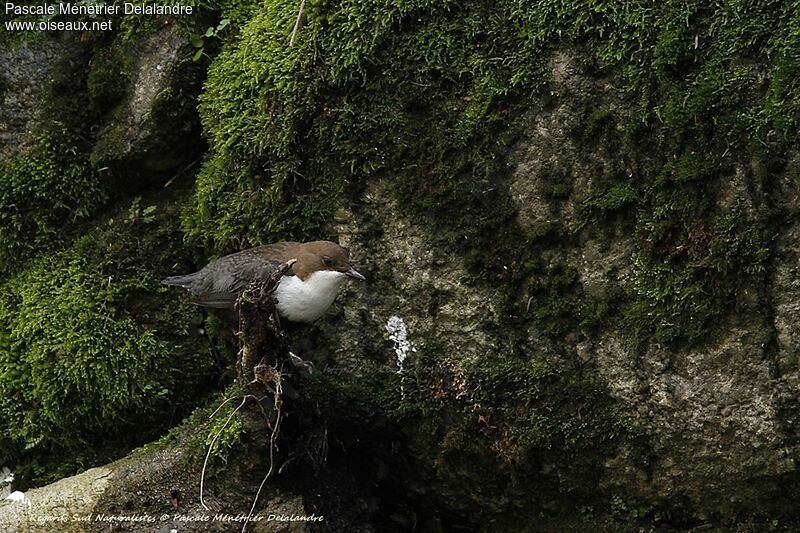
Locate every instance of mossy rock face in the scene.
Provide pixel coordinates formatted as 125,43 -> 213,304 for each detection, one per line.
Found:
0,39 -> 69,161
0,126 -> 107,276
184,0 -> 542,253
0,193 -> 218,485
0,38 -> 107,276
172,0 -> 800,526
0,18 -> 217,490
0,26 -> 206,277
4,0 -> 800,529
86,43 -> 132,108
89,27 -> 207,192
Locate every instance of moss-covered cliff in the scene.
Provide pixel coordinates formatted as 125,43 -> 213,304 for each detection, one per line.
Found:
2,0 -> 800,531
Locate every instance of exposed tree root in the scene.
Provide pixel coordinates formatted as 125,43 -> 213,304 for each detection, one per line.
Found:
199,259 -> 309,533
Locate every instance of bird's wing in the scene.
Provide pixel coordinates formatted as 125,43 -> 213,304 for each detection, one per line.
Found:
192,244 -> 297,309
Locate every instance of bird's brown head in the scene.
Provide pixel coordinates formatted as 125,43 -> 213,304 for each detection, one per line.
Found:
291,241 -> 366,281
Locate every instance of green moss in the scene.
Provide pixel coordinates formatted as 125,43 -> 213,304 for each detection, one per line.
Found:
183,1 -> 341,250
608,493 -> 662,525
0,195 -> 217,485
87,43 -> 132,108
524,220 -> 559,243
184,0 -> 538,253
627,201 -> 768,347
0,127 -> 107,276
0,34 -> 129,276
523,263 -> 581,336
176,386 -> 248,476
545,182 -> 572,200
90,124 -> 126,168
581,105 -> 616,141
576,183 -> 638,230
456,358 -> 635,463
0,12 -> 43,48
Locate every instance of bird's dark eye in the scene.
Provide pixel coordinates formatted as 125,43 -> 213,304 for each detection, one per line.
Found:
322,256 -> 334,267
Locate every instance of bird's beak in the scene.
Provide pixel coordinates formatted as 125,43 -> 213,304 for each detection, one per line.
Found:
345,267 -> 366,281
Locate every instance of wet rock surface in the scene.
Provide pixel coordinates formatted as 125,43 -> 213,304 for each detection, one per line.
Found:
0,38 -> 71,161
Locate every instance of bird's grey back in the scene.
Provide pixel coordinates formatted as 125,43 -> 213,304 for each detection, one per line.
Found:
162,243 -> 296,309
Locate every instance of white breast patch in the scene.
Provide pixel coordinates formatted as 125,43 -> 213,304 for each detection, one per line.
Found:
274,270 -> 347,322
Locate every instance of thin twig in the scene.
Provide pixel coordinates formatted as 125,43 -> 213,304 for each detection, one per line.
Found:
164,158 -> 199,188
207,395 -> 242,421
289,0 -> 306,47
200,396 -> 253,510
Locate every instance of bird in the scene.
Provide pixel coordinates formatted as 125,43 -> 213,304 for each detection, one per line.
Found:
161,241 -> 365,323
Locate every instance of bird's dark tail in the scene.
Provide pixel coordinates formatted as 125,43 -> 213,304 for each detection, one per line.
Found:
161,273 -> 199,289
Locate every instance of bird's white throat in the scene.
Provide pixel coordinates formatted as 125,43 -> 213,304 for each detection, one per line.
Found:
274,270 -> 347,322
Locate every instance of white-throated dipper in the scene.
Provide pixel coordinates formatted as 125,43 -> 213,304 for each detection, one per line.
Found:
161,241 -> 365,323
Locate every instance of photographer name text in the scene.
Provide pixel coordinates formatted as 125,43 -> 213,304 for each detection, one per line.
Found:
5,2 -> 193,31
5,2 -> 193,16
